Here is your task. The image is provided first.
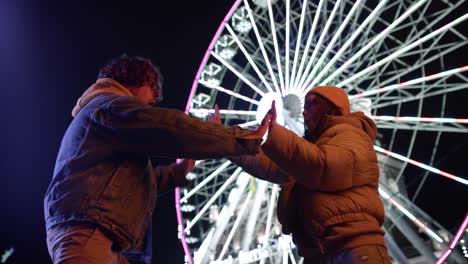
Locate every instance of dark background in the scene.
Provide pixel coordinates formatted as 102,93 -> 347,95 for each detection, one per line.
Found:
0,1 -> 466,263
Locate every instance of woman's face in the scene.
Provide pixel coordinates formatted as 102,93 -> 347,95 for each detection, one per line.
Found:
302,93 -> 321,132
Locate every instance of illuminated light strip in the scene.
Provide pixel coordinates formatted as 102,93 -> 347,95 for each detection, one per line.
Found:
217,191 -> 253,261
199,80 -> 260,105
305,0 -> 388,91
243,0 -> 281,95
291,0 -> 325,91
371,115 -> 468,124
375,146 -> 468,185
261,184 -> 280,264
238,120 -> 259,128
349,66 -> 468,99
190,109 -> 257,116
338,13 -> 468,87
184,167 -> 242,232
296,0 -> 363,93
180,160 -> 232,204
289,0 -> 309,93
320,0 -> 428,86
378,188 -> 444,243
294,0 -> 342,91
225,24 -> 275,94
267,0 -> 285,95
284,0 -> 290,94
436,214 -> 468,264
211,52 -> 266,97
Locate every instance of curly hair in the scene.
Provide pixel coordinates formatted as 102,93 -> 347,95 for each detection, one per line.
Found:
98,54 -> 163,100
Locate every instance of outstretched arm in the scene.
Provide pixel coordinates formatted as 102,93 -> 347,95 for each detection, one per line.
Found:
92,96 -> 271,159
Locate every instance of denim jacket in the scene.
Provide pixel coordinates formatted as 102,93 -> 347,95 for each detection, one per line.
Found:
44,92 -> 260,262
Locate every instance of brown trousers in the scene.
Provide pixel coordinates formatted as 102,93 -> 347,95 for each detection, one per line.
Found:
46,222 -> 129,264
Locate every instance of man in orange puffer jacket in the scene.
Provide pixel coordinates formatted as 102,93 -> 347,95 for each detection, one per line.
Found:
227,86 -> 393,263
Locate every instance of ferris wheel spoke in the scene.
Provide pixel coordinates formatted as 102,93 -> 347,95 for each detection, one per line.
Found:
295,0 -> 346,92
288,0 -> 308,93
189,108 -> 257,116
284,0 -> 291,94
238,120 -> 259,128
243,0 -> 281,94
290,0 -> 324,92
320,0 -> 428,86
372,108 -> 468,134
379,187 -> 444,244
184,167 -> 242,232
266,0 -> 286,95
361,41 -> 468,96
297,0 -> 364,93
371,83 -> 468,109
199,80 -> 261,105
180,160 -> 232,204
337,14 -> 468,87
225,24 -> 275,94
217,191 -> 253,261
305,0 -> 388,91
350,65 -> 468,99
259,184 -> 280,264
211,51 -> 266,97
374,146 -> 468,185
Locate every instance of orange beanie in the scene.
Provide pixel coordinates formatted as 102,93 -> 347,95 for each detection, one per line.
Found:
306,86 -> 350,115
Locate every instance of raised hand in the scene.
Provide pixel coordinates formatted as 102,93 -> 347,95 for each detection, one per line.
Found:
207,104 -> 222,124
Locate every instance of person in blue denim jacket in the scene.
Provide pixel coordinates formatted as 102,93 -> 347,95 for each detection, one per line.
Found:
44,55 -> 272,264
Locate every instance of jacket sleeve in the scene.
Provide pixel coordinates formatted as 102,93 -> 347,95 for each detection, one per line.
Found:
154,162 -> 190,193
229,149 -> 291,185
92,96 -> 261,159
261,122 -> 359,192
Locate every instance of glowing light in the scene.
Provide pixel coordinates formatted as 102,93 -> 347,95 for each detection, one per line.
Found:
199,80 -> 261,105
338,14 -> 468,87
184,167 -> 241,232
374,146 -> 468,185
378,188 -> 444,243
181,161 -> 232,204
321,0 -> 428,86
436,214 -> 468,264
256,93 -> 284,125
225,24 -> 274,93
349,66 -> 468,99
371,116 -> 468,124
211,51 -> 266,97
190,109 -> 257,116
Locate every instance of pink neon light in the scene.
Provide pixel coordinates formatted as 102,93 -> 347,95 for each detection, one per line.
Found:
450,214 -> 468,249
178,1 -> 244,263
436,213 -> 468,264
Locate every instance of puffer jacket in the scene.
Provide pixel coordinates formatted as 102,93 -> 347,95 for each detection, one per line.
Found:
44,79 -> 261,257
234,112 -> 386,260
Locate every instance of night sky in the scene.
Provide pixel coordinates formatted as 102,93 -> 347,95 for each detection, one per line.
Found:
1,1 -> 466,263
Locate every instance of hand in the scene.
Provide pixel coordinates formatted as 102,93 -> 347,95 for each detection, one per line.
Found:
207,104 -> 222,124
268,100 -> 277,127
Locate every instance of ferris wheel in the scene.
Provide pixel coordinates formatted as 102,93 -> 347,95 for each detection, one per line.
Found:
175,0 -> 468,263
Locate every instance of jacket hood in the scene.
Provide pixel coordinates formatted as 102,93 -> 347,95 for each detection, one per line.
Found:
71,78 -> 133,117
327,112 -> 377,141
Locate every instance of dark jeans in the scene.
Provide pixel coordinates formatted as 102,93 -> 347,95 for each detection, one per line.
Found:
305,245 -> 392,264
46,222 -> 129,264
